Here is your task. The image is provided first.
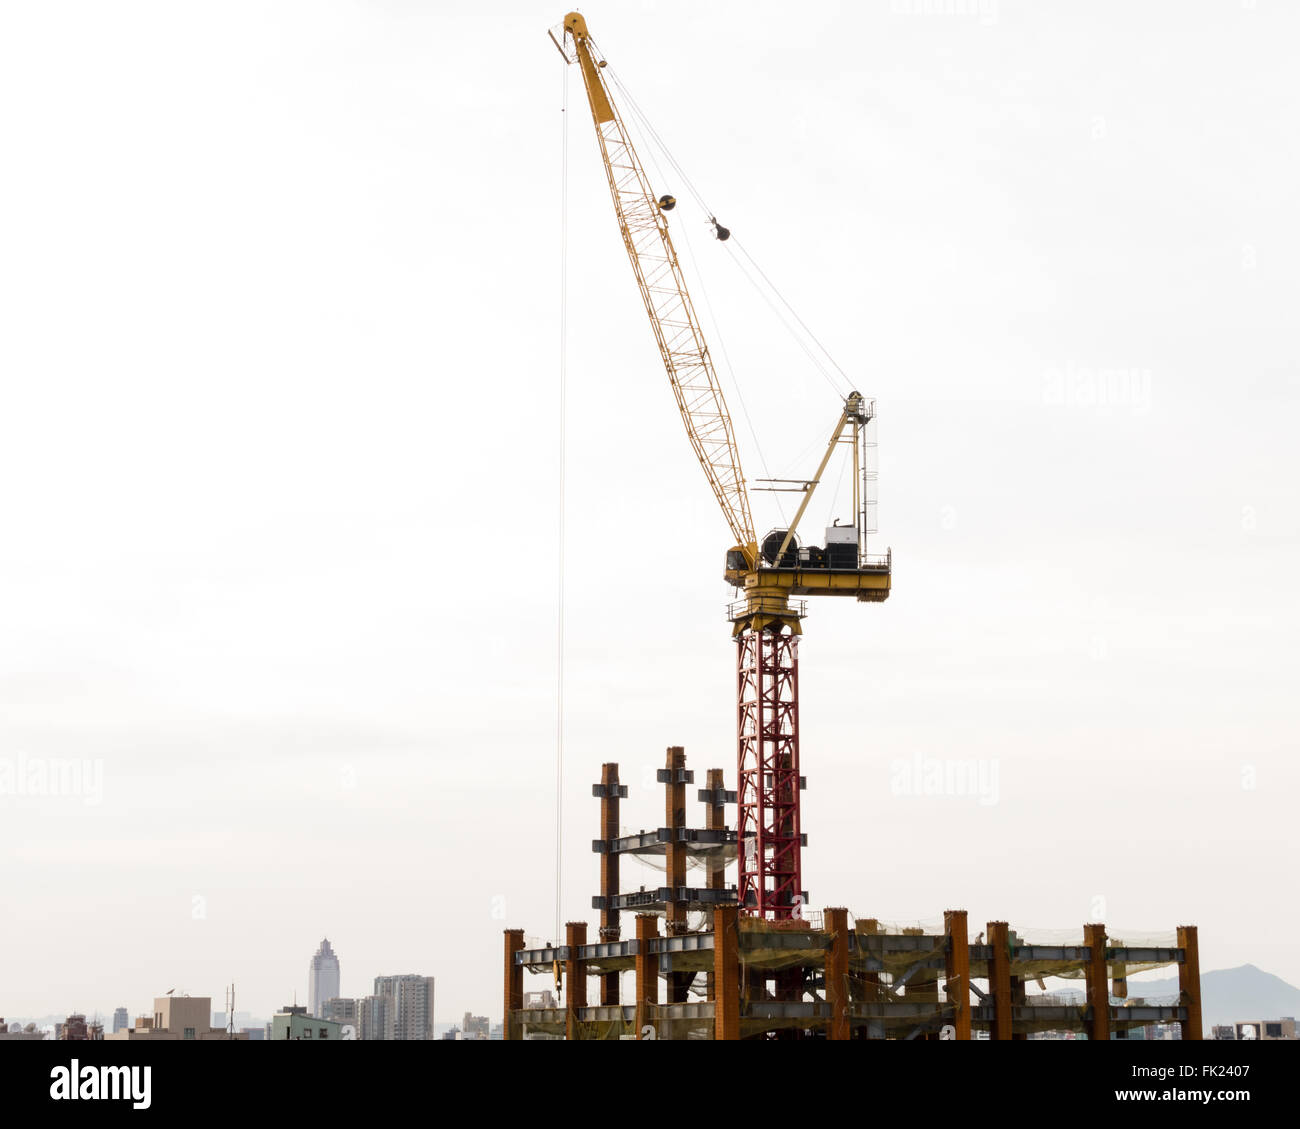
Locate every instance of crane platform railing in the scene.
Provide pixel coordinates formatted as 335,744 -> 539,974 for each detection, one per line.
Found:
726,598 -> 808,622
753,549 -> 893,572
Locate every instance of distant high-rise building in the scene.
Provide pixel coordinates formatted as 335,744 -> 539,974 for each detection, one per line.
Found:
322,997 -> 356,1021
322,997 -> 361,1038
112,1007 -> 129,1034
372,975 -> 435,1040
308,938 -> 340,1018
357,993 -> 391,1042
461,1013 -> 490,1040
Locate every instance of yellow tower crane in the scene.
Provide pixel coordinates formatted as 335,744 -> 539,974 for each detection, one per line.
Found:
553,12 -> 890,919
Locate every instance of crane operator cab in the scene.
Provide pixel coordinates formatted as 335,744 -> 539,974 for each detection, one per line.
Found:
722,393 -> 891,608
724,521 -> 890,606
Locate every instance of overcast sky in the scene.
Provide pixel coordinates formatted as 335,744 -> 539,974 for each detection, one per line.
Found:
2,0 -> 1297,1027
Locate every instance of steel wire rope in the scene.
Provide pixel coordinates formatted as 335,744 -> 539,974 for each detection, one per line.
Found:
720,242 -> 847,400
607,63 -> 856,401
731,235 -> 858,396
555,60 -> 569,951
612,76 -> 847,400
825,447 -> 851,529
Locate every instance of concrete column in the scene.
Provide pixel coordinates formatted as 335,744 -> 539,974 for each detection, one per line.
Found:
825,907 -> 850,1041
503,929 -> 524,1042
1111,963 -> 1128,999
664,746 -> 687,936
663,747 -> 692,1005
1110,961 -> 1129,1038
1009,975 -> 1028,1040
713,905 -> 740,1041
1177,925 -> 1202,1041
944,909 -> 971,1041
705,767 -> 726,1000
986,921 -> 1013,1041
598,763 -> 623,1006
564,921 -> 587,1041
705,768 -> 726,891
1083,923 -> 1110,1042
634,913 -> 659,1039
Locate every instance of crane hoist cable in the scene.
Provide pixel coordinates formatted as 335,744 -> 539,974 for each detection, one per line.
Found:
554,54 -> 570,951
729,236 -> 857,397
720,240 -> 849,401
606,63 -> 856,401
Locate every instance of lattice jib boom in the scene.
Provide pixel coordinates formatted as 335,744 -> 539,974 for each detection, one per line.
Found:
561,13 -> 755,555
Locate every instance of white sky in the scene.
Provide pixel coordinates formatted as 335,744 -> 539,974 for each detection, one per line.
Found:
2,0 -> 1297,1026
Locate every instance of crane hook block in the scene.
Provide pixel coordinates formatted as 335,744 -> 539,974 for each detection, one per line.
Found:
710,216 -> 731,241
658,194 -> 677,211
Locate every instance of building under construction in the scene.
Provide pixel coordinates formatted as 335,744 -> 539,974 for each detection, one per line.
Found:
508,16 -> 1203,1041
502,749 -> 1203,1041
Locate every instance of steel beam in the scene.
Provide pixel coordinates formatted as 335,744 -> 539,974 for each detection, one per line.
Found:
744,1001 -> 831,1019
850,1002 -> 954,1019
856,933 -> 946,953
1110,946 -> 1183,964
739,929 -> 827,951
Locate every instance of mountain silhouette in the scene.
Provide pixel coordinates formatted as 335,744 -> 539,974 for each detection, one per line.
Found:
1127,964 -> 1300,1035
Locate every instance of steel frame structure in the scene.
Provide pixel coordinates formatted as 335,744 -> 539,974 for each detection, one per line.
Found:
507,761 -> 1205,1041
737,627 -> 803,918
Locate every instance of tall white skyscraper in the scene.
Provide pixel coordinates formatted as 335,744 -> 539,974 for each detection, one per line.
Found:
308,938 -> 340,1018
